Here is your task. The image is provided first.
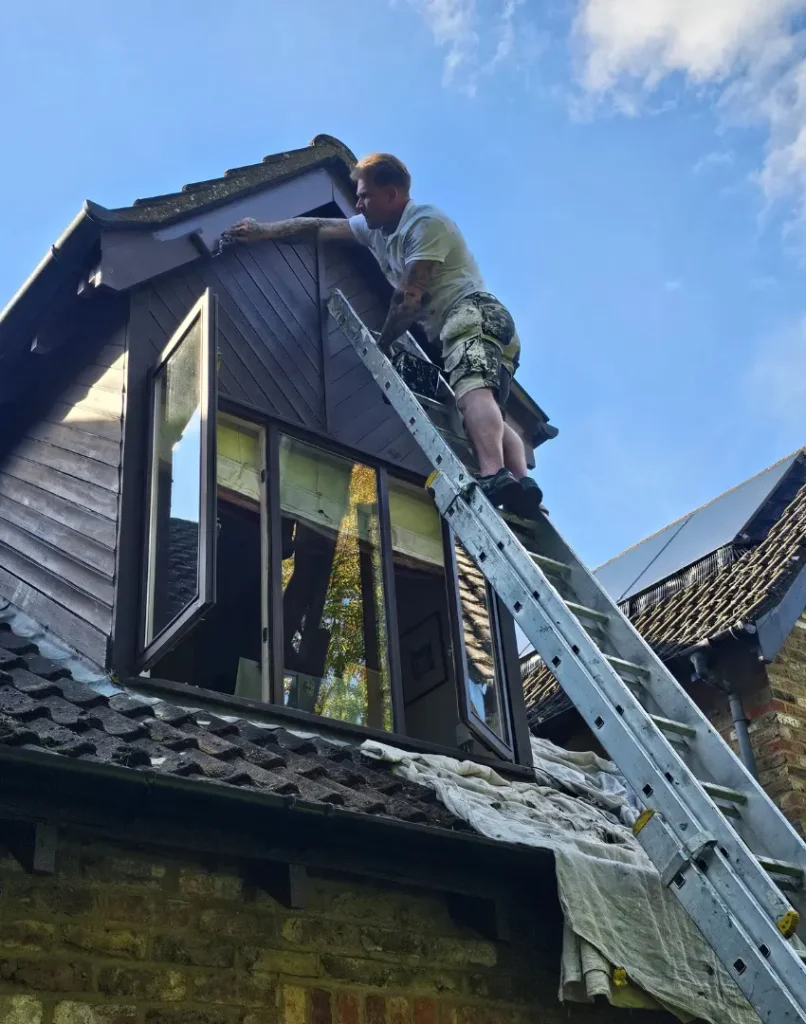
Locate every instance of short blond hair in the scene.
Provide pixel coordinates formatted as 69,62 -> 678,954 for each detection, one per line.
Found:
351,153 -> 411,192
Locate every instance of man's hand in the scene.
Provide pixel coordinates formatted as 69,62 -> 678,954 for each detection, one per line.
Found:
221,218 -> 266,246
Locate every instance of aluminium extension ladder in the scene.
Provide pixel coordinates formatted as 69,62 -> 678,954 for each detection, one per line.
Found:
328,288 -> 806,1024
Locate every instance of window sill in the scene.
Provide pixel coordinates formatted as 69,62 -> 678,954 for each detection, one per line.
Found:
127,674 -> 537,780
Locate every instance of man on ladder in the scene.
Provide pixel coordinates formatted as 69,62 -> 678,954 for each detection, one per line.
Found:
223,152 -> 543,520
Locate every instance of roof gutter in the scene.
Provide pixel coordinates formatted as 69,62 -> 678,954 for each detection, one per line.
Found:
671,619 -> 758,663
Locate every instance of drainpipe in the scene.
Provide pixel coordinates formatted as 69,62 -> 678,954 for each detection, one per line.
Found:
689,648 -> 759,779
726,689 -> 758,780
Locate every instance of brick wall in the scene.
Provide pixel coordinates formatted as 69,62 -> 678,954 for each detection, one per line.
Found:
707,614 -> 806,836
755,613 -> 806,834
0,828 -> 671,1024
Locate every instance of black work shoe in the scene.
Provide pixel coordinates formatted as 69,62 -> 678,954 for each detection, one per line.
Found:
476,469 -> 524,513
519,476 -> 545,520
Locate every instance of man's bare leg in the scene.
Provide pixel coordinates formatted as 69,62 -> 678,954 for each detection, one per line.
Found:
503,422 -> 528,479
457,388 -> 505,477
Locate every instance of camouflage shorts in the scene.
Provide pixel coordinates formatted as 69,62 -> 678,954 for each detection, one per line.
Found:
440,292 -> 521,406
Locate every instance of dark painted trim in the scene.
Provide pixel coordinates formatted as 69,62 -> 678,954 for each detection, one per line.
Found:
139,291 -> 218,670
112,289 -> 153,675
220,395 -> 429,488
467,588 -> 517,763
124,673 -> 537,782
267,424 -> 285,706
446,533 -> 519,763
756,561 -> 806,663
377,467 -> 405,733
444,527 -> 473,752
497,598 -> 534,768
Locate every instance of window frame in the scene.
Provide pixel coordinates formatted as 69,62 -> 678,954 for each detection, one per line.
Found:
216,412 -> 270,703
266,425 -> 407,731
139,289 -> 218,671
140,392 -> 524,762
445,536 -> 516,761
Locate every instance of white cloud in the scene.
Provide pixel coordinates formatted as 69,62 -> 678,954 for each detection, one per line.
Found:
399,0 -> 529,93
746,316 -> 806,427
693,149 -> 735,174
486,0 -> 523,72
574,1 -> 806,220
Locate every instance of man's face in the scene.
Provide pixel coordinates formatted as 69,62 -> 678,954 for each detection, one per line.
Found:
356,178 -> 403,230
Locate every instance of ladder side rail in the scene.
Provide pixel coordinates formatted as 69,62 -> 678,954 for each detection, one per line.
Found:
328,290 -> 806,1017
528,512 -> 806,865
441,479 -> 800,925
638,811 -> 806,1024
330,289 -> 798,928
521,514 -> 806,879
435,477 -> 806,1018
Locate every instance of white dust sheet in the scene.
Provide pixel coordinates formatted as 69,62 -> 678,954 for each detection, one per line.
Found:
361,737 -> 759,1024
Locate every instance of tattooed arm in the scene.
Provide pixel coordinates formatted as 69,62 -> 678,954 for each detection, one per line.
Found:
376,260 -> 440,352
223,217 -> 355,245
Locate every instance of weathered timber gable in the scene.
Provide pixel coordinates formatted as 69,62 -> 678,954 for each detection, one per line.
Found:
322,242 -> 430,475
0,303 -> 128,666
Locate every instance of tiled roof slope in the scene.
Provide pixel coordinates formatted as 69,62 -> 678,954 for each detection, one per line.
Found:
525,458 -> 806,726
0,622 -> 469,832
93,134 -> 357,228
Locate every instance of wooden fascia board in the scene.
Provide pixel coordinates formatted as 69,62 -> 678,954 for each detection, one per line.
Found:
98,166 -> 347,293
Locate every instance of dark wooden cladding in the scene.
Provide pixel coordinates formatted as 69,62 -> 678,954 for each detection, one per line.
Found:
0,316 -> 125,666
323,243 -> 430,475
137,240 -> 326,432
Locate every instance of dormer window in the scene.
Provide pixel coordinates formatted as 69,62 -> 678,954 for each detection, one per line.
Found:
137,293 -> 520,760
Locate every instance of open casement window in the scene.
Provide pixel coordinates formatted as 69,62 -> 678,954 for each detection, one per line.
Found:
141,291 -> 218,669
452,540 -> 514,759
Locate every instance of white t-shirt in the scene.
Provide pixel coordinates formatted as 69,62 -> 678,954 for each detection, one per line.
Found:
349,201 -> 485,342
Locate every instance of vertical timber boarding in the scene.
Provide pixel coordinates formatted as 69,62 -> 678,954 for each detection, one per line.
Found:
0,306 -> 128,667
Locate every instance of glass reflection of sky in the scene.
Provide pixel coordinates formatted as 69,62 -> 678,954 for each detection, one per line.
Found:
169,406 -> 202,524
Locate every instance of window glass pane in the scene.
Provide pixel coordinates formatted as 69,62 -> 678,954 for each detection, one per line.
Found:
218,422 -> 261,504
146,317 -> 202,642
150,418 -> 266,701
279,436 -> 391,729
389,478 -> 459,747
455,542 -> 510,744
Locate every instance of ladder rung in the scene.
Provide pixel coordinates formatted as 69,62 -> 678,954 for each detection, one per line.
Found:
758,857 -> 805,882
566,601 -> 609,624
702,781 -> 748,805
651,715 -> 697,739
605,655 -> 649,678
528,551 -> 571,576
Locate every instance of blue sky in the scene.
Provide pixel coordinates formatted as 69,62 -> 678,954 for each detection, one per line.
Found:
2,0 -> 805,568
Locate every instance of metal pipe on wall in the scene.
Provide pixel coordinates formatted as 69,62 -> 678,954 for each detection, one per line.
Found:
689,650 -> 759,779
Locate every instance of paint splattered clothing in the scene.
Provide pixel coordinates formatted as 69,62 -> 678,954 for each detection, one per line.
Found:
349,202 -> 520,404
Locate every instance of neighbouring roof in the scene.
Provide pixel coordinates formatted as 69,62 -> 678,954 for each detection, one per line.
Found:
525,450 -> 806,727
596,451 -> 800,604
0,619 -> 469,832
